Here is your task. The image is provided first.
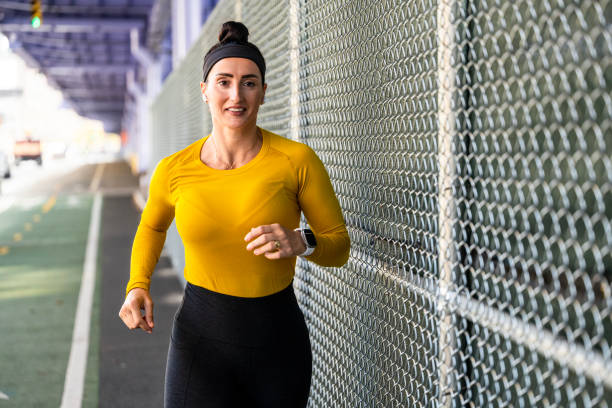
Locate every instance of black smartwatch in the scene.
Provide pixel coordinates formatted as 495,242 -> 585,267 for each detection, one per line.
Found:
295,228 -> 317,256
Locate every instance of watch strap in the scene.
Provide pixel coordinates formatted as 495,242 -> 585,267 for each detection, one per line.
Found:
299,246 -> 315,256
294,228 -> 316,257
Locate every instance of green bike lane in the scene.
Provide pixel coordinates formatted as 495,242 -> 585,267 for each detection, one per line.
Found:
0,192 -> 100,407
0,160 -> 183,407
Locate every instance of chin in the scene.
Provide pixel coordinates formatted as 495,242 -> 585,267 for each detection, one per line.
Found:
222,118 -> 257,130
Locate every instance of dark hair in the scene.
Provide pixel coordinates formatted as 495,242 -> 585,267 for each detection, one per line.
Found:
202,21 -> 266,83
218,21 -> 249,44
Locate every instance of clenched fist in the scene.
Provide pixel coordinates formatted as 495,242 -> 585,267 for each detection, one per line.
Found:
119,287 -> 155,334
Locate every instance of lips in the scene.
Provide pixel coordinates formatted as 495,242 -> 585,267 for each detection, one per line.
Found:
226,107 -> 246,112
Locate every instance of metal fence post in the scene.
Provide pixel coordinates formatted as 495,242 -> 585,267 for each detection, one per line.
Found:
437,0 -> 458,405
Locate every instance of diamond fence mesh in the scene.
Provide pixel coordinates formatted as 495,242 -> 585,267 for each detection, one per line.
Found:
150,0 -> 612,407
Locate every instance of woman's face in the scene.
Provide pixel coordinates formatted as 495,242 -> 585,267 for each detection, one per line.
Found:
200,57 -> 266,131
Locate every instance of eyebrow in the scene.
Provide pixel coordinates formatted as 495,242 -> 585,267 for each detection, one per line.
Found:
214,73 -> 260,80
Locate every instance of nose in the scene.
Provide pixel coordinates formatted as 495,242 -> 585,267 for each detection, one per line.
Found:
229,82 -> 242,101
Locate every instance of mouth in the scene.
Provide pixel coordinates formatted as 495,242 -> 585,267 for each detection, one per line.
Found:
226,107 -> 246,112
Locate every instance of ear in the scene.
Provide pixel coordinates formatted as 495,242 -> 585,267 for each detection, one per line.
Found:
200,81 -> 207,96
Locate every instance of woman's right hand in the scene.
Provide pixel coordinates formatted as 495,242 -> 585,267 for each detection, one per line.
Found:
119,288 -> 155,334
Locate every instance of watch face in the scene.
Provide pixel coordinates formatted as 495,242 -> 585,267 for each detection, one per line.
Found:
303,229 -> 317,247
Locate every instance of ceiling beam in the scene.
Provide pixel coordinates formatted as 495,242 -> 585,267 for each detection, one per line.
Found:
0,17 -> 145,33
18,35 -> 130,50
56,78 -> 126,87
0,1 -> 150,16
25,50 -> 131,66
63,88 -> 125,98
26,46 -> 108,59
46,65 -> 131,75
74,101 -> 124,111
70,97 -> 125,104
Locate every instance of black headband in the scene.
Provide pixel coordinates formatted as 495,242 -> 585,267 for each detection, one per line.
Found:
203,43 -> 266,84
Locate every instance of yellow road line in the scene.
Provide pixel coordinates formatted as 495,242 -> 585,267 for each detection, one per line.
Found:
42,196 -> 57,214
13,233 -> 22,242
33,214 -> 41,222
24,222 -> 32,231
0,246 -> 8,255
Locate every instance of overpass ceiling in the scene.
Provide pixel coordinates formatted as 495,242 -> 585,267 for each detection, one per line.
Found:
0,0 -> 164,133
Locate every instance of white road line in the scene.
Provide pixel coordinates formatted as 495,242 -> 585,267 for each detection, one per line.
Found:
60,192 -> 102,408
89,163 -> 105,192
0,390 -> 9,400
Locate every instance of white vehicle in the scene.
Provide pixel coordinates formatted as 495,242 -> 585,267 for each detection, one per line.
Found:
0,151 -> 10,178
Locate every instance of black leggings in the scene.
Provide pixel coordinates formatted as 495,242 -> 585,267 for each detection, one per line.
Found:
164,281 -> 312,408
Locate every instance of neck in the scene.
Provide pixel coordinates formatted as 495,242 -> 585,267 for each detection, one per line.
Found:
208,124 -> 262,169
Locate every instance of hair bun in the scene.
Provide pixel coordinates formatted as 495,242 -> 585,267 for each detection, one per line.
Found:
218,21 -> 249,44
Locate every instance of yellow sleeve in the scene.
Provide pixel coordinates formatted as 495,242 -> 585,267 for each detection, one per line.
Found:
297,145 -> 350,267
125,158 -> 175,296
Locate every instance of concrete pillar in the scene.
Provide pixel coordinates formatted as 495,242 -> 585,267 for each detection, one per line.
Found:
129,29 -> 162,173
171,0 -> 187,69
187,0 -> 202,48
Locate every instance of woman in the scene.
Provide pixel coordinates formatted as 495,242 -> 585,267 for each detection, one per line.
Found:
119,21 -> 350,408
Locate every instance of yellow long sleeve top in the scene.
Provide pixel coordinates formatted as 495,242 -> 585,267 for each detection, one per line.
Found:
126,127 -> 350,298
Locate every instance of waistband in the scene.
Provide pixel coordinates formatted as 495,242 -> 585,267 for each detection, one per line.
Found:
175,281 -> 307,347
185,280 -> 296,307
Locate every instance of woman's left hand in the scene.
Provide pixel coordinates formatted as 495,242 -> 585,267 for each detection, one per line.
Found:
244,223 -> 306,259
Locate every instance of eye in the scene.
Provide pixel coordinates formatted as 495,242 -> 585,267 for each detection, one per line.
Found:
243,81 -> 256,87
217,80 -> 229,86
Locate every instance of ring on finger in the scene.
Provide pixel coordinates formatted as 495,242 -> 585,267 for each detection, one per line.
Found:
274,240 -> 281,250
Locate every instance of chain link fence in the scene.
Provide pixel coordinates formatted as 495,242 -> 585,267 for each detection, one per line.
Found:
150,0 -> 612,406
